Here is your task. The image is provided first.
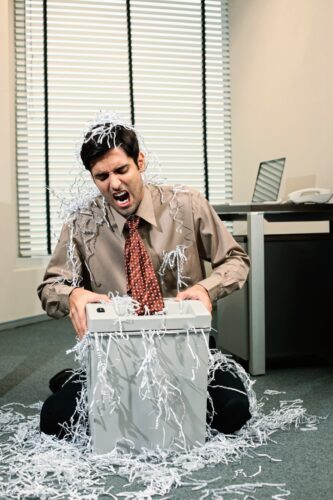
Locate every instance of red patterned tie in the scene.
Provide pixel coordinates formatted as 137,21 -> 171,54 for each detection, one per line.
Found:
125,216 -> 164,315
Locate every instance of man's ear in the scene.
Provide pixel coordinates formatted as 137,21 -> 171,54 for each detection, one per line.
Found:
137,151 -> 146,172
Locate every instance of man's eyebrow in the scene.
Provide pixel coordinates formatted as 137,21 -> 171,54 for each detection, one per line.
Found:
114,163 -> 129,170
93,171 -> 108,177
93,164 -> 129,176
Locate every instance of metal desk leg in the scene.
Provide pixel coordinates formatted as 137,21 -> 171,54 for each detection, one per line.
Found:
247,212 -> 266,375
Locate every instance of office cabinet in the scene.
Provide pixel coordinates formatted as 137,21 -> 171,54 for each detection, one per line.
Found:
218,234 -> 333,364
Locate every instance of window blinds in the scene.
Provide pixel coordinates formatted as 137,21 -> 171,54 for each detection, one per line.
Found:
15,0 -> 47,256
131,0 -> 205,190
15,0 -> 232,257
47,0 -> 131,248
205,0 -> 232,203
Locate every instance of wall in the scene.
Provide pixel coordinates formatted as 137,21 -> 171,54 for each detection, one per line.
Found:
1,0 -> 333,322
0,1 -> 47,323
229,0 -> 333,234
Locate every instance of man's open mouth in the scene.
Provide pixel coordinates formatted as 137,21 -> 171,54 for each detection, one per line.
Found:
113,191 -> 130,207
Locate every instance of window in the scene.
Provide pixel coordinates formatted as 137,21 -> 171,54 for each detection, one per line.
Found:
15,0 -> 232,257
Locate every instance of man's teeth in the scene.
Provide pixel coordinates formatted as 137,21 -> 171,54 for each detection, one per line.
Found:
113,191 -> 129,204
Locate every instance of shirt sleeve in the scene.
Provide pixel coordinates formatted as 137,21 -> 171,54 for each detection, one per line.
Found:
191,191 -> 250,302
37,223 -> 83,318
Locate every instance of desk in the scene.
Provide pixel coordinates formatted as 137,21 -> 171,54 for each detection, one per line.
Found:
213,203 -> 333,375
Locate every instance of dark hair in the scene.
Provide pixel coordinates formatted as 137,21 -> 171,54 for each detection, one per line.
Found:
80,124 -> 140,171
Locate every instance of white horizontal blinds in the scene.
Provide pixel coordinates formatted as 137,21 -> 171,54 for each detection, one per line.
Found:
130,0 -> 205,193
47,0 -> 131,247
15,0 -> 232,256
15,0 -> 48,257
205,0 -> 232,204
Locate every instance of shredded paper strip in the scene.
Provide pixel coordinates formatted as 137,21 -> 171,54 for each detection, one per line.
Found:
0,332 -> 321,499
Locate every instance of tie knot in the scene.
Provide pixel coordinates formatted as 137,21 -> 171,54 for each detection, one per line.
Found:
126,215 -> 140,232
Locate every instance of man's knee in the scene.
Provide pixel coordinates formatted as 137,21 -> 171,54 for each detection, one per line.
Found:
40,381 -> 82,438
207,368 -> 251,434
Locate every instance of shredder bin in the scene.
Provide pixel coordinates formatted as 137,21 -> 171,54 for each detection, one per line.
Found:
86,299 -> 211,454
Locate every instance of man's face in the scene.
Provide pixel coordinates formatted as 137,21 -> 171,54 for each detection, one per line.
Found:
91,148 -> 145,217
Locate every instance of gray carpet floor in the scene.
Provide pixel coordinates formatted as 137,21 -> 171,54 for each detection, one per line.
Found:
0,317 -> 332,499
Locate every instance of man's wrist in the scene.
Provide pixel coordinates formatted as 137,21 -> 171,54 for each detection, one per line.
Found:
195,283 -> 210,298
69,287 -> 81,297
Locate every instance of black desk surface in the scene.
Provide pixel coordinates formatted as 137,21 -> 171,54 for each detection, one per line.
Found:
213,203 -> 333,224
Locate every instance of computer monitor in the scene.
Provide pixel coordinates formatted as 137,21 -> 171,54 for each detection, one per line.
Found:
252,157 -> 286,203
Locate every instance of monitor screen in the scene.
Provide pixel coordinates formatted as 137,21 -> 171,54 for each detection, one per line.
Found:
252,157 -> 286,203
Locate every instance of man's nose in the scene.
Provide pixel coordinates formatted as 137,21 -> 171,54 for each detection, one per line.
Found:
109,175 -> 121,191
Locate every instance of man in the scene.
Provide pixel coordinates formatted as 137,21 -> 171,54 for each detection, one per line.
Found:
38,117 -> 251,438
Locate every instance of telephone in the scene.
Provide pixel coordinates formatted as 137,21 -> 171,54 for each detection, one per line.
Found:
288,188 -> 333,204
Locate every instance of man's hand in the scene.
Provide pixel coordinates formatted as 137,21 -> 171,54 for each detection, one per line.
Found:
69,288 -> 111,339
176,284 -> 212,314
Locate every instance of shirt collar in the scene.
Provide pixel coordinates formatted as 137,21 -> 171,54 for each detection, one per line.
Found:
106,185 -> 159,233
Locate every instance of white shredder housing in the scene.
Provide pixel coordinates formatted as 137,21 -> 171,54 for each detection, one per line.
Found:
86,298 -> 211,454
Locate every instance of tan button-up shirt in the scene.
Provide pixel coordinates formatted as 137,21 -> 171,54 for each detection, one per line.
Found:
38,184 -> 250,318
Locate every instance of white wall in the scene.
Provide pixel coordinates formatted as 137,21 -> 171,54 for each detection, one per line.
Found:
229,0 -> 333,235
1,0 -> 333,322
0,1 -> 47,323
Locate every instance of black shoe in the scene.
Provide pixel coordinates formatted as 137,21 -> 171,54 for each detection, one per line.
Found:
49,369 -> 75,393
214,398 -> 251,435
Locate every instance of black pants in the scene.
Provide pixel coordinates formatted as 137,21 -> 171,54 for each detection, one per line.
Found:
40,367 -> 251,438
